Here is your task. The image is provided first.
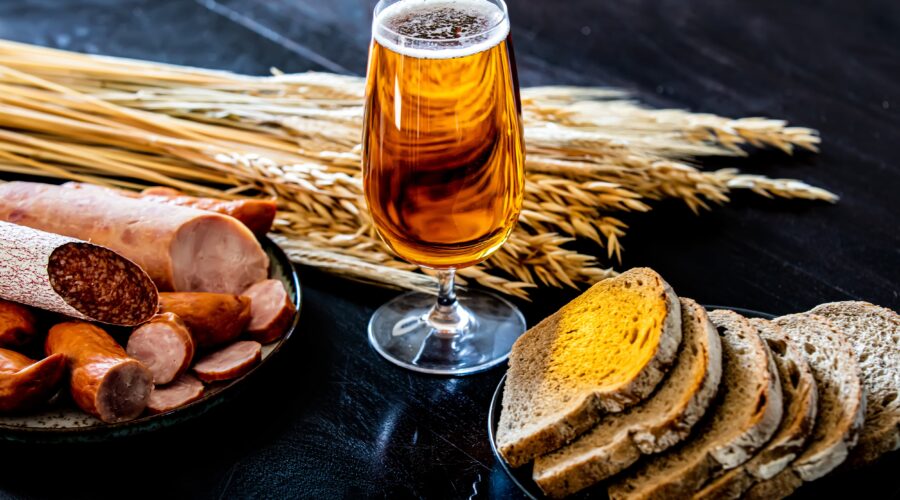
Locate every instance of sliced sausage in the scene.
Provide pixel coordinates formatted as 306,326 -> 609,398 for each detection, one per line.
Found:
193,341 -> 262,383
46,321 -> 153,423
0,349 -> 66,412
158,293 -> 252,348
0,221 -> 158,326
146,373 -> 205,415
0,181 -> 269,294
0,300 -> 38,347
243,279 -> 296,344
64,183 -> 277,238
127,313 -> 195,385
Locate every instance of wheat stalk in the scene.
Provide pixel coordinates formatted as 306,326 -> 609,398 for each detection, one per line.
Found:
0,40 -> 837,298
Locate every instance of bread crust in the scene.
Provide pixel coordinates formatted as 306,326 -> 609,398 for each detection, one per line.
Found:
532,298 -> 722,498
496,268 -> 683,468
607,310 -> 782,500
810,301 -> 900,468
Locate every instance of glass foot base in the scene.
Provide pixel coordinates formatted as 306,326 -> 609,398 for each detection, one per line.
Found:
367,289 -> 527,376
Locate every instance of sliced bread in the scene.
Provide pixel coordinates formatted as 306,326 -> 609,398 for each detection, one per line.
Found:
532,298 -> 723,498
769,313 -> 865,481
695,318 -> 818,499
496,268 -> 683,468
810,301 -> 900,467
607,309 -> 783,500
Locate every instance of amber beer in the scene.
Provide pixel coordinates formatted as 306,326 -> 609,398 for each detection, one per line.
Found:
363,0 -> 524,269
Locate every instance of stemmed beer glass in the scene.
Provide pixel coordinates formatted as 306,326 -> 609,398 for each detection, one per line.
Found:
363,0 -> 525,375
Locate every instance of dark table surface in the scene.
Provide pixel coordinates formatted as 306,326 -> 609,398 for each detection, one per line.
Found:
0,0 -> 898,498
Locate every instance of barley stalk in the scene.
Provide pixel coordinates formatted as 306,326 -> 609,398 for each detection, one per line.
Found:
0,40 -> 837,298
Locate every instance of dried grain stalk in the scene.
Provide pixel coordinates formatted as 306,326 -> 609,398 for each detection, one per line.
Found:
0,40 -> 836,298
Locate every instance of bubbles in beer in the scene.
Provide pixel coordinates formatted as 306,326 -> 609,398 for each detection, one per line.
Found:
375,0 -> 508,59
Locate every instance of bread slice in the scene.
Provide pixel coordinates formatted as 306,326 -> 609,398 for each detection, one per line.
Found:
695,318 -> 818,499
769,313 -> 865,481
810,301 -> 900,467
607,310 -> 783,500
496,268 -> 683,468
532,298 -> 722,498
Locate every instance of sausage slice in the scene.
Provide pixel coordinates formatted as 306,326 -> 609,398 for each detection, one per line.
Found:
193,341 -> 262,383
46,322 -> 153,423
243,279 -> 296,344
158,293 -> 252,348
0,300 -> 38,347
146,373 -> 205,415
0,349 -> 66,412
127,313 -> 195,385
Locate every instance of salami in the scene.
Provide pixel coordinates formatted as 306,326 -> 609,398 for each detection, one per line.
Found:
0,182 -> 269,294
193,341 -> 262,383
63,183 -> 277,238
243,279 -> 296,344
0,349 -> 66,412
46,321 -> 153,423
0,221 -> 158,326
126,313 -> 195,385
158,292 -> 252,348
0,299 -> 38,347
146,373 -> 205,414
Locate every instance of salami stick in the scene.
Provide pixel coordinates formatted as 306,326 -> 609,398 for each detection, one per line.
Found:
0,221 -> 158,326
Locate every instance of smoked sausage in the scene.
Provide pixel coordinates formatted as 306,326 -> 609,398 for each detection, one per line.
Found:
63,183 -> 277,238
126,313 -> 195,385
158,293 -> 252,348
0,182 -> 268,294
243,279 -> 296,344
46,322 -> 153,423
193,341 -> 261,383
0,349 -> 66,412
0,299 -> 38,347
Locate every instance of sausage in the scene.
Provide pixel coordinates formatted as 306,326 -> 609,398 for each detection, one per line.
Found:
0,349 -> 66,412
0,299 -> 38,347
145,373 -> 205,415
0,182 -> 269,294
138,187 -> 277,238
45,321 -> 153,423
0,221 -> 158,326
63,183 -> 277,238
126,313 -> 195,385
158,293 -> 252,349
243,279 -> 296,344
193,341 -> 262,383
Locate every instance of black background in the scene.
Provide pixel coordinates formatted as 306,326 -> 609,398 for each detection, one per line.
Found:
0,0 -> 898,498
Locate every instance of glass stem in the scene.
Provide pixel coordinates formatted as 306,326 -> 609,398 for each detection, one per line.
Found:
427,269 -> 471,336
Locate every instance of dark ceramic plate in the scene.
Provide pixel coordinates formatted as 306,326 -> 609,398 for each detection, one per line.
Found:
0,237 -> 302,444
488,306 -> 774,499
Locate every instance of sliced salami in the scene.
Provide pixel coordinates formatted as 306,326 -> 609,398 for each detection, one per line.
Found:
0,221 -> 158,326
0,182 -> 269,294
146,373 -> 205,415
127,313 -> 195,385
243,279 -> 296,344
193,340 -> 262,383
0,349 -> 66,412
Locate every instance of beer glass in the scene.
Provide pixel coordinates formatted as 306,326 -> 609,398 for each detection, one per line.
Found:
363,0 -> 526,374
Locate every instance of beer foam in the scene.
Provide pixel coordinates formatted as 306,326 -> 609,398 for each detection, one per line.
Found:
374,0 -> 509,59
